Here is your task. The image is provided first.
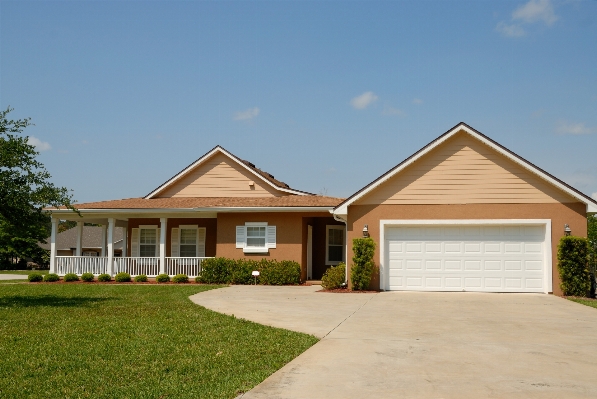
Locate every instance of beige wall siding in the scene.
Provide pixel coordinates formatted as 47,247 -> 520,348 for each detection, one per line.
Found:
357,131 -> 576,205
346,202 -> 587,295
157,153 -> 289,198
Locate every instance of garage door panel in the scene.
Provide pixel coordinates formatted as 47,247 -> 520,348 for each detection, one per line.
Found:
386,224 -> 546,293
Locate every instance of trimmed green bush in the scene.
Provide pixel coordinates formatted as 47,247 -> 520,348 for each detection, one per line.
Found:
322,263 -> 346,290
230,259 -> 257,285
156,273 -> 170,283
173,274 -> 189,284
134,274 -> 148,282
259,259 -> 301,285
197,257 -> 235,284
81,272 -> 94,282
63,273 -> 79,282
350,237 -> 377,291
114,272 -> 132,283
43,273 -> 60,282
558,236 -> 591,297
97,274 -> 111,282
28,273 -> 43,282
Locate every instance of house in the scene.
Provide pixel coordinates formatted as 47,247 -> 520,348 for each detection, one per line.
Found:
333,122 -> 597,296
49,145 -> 345,280
40,225 -> 124,257
49,122 -> 597,295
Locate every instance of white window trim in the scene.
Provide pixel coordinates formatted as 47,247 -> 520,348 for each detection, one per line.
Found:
326,225 -> 346,265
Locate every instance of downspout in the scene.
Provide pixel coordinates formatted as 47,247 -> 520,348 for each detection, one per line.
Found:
331,211 -> 348,286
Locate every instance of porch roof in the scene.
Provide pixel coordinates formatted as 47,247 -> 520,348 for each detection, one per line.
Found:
53,195 -> 344,211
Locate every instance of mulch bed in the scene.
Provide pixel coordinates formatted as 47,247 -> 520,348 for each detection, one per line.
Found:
317,288 -> 379,293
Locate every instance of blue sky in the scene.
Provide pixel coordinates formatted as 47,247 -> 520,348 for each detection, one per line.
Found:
1,0 -> 596,203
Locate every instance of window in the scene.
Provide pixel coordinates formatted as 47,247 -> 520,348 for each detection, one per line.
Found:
82,251 -> 98,257
179,228 -> 197,257
139,228 -> 157,257
236,223 -> 276,253
326,225 -> 345,265
246,226 -> 266,248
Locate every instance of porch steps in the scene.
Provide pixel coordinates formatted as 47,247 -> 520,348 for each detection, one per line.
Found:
305,280 -> 322,286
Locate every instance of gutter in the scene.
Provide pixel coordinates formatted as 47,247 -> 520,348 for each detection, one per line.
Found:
50,206 -> 337,214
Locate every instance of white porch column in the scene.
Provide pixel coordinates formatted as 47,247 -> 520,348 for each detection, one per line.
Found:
100,224 -> 107,257
159,217 -> 167,275
75,221 -> 83,256
49,218 -> 58,274
122,226 -> 128,257
107,218 -> 115,276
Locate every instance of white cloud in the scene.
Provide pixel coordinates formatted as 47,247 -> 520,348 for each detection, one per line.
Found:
496,22 -> 526,37
382,106 -> 406,117
350,91 -> 378,110
512,0 -> 558,26
496,0 -> 558,38
233,107 -> 260,121
412,98 -> 423,105
556,121 -> 595,135
27,136 -> 51,151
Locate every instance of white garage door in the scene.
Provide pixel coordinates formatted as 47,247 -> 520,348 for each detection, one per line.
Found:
385,224 -> 547,293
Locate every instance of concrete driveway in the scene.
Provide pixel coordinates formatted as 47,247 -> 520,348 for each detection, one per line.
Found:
0,274 -> 28,280
191,286 -> 597,399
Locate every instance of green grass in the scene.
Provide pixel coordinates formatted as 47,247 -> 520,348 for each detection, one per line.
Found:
0,285 -> 318,398
0,270 -> 49,275
567,297 -> 597,309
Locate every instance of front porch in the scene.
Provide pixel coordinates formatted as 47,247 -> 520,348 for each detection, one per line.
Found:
54,256 -> 211,278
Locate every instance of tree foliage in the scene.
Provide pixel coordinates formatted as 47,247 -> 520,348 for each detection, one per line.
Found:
0,107 -> 76,266
588,215 -> 597,296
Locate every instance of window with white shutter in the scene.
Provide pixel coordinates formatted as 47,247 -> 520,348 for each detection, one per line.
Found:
171,226 -> 206,257
236,222 -> 274,253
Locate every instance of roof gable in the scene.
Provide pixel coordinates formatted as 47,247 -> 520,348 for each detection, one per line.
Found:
335,123 -> 597,214
145,146 -> 311,199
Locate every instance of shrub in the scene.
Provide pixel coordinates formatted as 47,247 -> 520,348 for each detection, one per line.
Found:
156,273 -> 170,283
97,273 -> 111,282
173,274 -> 189,284
114,272 -> 132,283
134,274 -> 148,282
43,273 -> 60,282
63,273 -> 79,282
259,259 -> 301,285
81,272 -> 94,282
351,238 -> 377,291
322,263 -> 346,290
197,257 -> 234,284
230,259 -> 257,285
28,273 -> 43,282
558,236 -> 591,297
195,275 -> 202,283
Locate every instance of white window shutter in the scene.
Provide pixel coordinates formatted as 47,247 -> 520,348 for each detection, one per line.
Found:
197,228 -> 206,257
267,226 -> 276,249
131,228 -> 140,257
236,226 -> 245,248
171,228 -> 180,257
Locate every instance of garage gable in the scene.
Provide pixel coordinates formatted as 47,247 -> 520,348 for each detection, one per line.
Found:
334,123 -> 597,214
357,131 -> 575,205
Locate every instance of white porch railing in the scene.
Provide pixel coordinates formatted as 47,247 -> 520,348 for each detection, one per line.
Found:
114,257 -> 160,277
56,256 -> 108,275
165,257 -> 208,277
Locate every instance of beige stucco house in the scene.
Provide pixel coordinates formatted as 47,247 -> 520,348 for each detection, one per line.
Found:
50,122 -> 597,295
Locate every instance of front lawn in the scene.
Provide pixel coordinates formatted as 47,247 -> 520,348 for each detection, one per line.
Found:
567,297 -> 597,309
0,285 -> 318,398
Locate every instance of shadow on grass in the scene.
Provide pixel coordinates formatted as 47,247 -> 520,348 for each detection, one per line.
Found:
0,295 -> 115,308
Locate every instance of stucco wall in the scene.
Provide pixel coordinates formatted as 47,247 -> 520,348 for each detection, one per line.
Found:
346,203 -> 587,295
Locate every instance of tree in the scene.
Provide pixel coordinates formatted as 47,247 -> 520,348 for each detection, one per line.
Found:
0,107 -> 76,267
